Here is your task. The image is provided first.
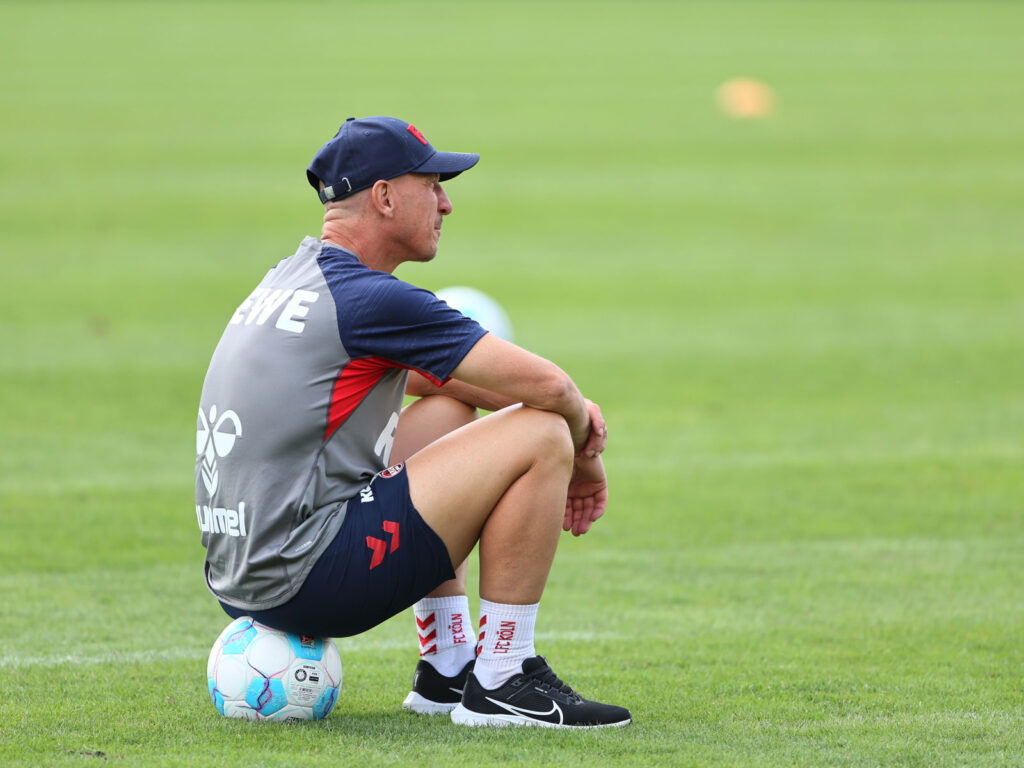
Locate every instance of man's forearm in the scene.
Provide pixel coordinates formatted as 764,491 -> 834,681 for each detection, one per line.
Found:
407,371 -> 591,451
407,374 -> 519,412
443,334 -> 594,451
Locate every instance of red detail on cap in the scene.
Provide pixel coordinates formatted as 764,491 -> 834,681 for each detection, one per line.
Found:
476,645 -> 482,657
366,536 -> 386,569
407,124 -> 428,145
418,629 -> 437,645
382,520 -> 400,552
416,613 -> 435,630
479,615 -> 487,627
420,644 -> 437,656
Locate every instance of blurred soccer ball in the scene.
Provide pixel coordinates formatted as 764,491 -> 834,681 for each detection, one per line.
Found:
436,286 -> 514,342
207,616 -> 342,721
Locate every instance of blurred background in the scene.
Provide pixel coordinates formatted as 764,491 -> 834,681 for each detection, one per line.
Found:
1,1 -> 1022,764
3,0 -> 1018,512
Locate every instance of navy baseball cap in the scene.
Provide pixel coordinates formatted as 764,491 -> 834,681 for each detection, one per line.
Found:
307,116 -> 480,203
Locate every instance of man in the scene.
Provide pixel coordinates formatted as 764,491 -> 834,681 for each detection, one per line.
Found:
195,116 -> 631,728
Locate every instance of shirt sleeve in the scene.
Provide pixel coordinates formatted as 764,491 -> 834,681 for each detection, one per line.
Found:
334,271 -> 488,385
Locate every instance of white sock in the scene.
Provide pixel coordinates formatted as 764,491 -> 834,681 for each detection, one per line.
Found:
413,596 -> 476,677
473,599 -> 539,690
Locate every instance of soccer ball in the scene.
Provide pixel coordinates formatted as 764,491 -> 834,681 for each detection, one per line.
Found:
436,286 -> 514,342
206,616 -> 342,721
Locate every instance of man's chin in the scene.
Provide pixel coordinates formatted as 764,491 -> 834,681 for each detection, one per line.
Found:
410,249 -> 437,264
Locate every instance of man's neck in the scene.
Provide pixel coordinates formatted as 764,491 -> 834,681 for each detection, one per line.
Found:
321,234 -> 398,274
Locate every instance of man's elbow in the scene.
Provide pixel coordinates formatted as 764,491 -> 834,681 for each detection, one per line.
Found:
534,370 -> 578,413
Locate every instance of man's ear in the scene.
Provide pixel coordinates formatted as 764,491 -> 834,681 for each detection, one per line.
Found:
370,179 -> 395,217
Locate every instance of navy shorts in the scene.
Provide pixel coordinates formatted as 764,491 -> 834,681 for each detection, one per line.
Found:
220,463 -> 455,638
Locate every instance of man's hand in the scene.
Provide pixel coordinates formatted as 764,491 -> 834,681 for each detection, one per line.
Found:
580,399 -> 607,459
564,454 -> 608,537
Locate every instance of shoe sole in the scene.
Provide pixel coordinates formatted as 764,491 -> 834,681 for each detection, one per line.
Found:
450,703 -> 631,729
402,691 -> 460,715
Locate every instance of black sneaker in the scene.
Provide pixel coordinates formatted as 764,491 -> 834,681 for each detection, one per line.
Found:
402,659 -> 474,715
451,656 -> 632,729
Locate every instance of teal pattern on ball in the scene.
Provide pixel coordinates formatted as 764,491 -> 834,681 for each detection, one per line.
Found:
245,677 -> 287,716
221,618 -> 259,655
208,680 -> 226,716
312,686 -> 338,720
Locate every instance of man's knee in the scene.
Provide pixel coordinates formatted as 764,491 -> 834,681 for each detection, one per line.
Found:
518,407 -> 574,466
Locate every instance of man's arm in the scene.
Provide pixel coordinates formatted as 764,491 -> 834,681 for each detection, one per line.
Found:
440,332 -> 611,536
406,370 -> 519,413
448,333 -> 592,453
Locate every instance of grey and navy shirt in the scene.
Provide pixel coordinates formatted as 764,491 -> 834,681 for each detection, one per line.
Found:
195,237 -> 487,610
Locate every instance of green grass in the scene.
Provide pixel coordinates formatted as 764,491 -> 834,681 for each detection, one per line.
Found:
2,1 -> 1024,765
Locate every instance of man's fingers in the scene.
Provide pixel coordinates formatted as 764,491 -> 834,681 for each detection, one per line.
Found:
569,496 -> 595,536
583,400 -> 608,458
582,432 -> 605,459
564,498 -> 581,531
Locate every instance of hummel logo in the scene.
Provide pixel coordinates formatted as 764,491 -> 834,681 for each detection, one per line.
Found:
196,405 -> 242,496
485,696 -> 563,725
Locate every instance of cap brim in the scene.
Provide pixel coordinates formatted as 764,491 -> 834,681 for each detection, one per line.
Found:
414,150 -> 480,181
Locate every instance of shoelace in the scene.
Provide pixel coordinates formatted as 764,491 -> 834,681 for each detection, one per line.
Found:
530,662 -> 582,702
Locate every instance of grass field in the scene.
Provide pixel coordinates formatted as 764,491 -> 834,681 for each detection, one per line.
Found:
2,1 -> 1023,765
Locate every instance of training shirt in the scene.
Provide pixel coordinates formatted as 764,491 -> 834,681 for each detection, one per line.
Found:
195,237 -> 487,610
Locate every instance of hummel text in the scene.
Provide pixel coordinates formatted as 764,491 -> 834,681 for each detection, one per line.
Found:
196,501 -> 248,537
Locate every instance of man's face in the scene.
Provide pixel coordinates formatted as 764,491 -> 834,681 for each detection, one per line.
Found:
388,172 -> 453,262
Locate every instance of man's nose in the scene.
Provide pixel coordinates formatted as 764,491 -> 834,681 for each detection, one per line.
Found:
438,185 -> 453,215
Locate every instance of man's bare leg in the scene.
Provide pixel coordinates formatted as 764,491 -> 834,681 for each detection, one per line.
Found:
392,394 -> 477,599
408,405 -> 571,691
399,400 -> 631,728
393,395 -> 479,713
396,400 -> 572,711
406,404 -> 573,604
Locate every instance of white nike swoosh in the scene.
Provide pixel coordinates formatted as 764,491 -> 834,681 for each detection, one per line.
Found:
449,686 -> 463,695
486,696 -> 563,724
